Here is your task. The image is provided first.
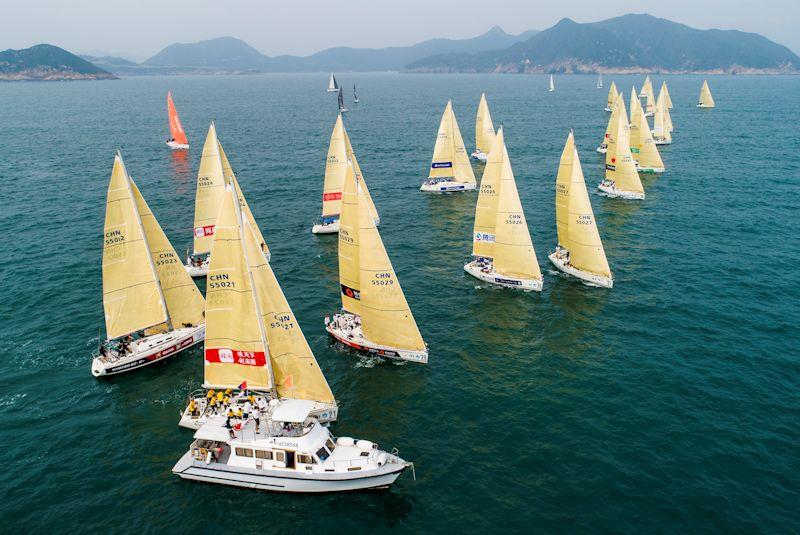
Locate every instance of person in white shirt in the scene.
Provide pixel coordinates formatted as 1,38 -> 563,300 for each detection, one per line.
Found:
251,407 -> 261,433
243,400 -> 252,419
257,396 -> 268,412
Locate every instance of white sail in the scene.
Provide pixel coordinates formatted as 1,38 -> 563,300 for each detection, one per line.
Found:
549,75 -> 555,92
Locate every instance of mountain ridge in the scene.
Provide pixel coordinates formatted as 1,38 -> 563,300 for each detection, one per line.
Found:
0,44 -> 116,81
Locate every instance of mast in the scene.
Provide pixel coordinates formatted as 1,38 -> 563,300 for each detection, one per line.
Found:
118,150 -> 173,332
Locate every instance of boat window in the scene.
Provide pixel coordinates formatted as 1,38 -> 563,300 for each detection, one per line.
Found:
325,439 -> 336,452
297,454 -> 315,464
275,451 -> 285,462
255,450 -> 273,460
316,447 -> 330,462
235,448 -> 254,457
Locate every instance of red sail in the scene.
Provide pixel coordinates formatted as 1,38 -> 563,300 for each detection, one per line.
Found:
167,91 -> 188,145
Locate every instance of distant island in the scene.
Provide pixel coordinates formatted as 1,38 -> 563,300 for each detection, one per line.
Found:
3,14 -> 798,81
0,44 -> 116,81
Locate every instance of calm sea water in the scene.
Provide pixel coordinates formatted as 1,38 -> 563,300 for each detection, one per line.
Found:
0,73 -> 798,532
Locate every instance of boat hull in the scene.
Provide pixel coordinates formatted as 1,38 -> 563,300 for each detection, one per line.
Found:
596,145 -> 607,154
91,325 -> 205,377
470,150 -> 488,162
463,261 -> 543,291
548,253 -> 613,288
604,106 -> 613,112
312,220 -> 340,234
172,451 -> 407,493
635,165 -> 665,174
325,315 -> 428,364
166,141 -> 189,150
420,181 -> 476,193
696,104 -> 714,108
184,257 -> 210,278
597,182 -> 645,200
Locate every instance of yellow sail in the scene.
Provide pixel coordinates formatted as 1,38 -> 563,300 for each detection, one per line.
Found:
555,133 -> 612,278
337,159 -> 361,316
606,101 -> 644,195
344,129 -> 379,222
102,154 -> 168,339
475,93 -> 496,154
699,80 -> 715,107
640,76 -> 651,97
644,80 -> 656,116
204,187 -> 272,391
131,180 -> 205,330
429,100 -> 476,185
661,81 -> 673,109
629,86 -> 641,123
606,81 -> 618,109
600,93 -> 622,149
665,100 -> 674,132
653,92 -> 672,143
471,130 -> 504,258
321,114 -> 347,218
244,220 -> 334,403
192,123 -> 226,255
631,98 -> 665,171
218,139 -> 269,257
492,131 -> 541,280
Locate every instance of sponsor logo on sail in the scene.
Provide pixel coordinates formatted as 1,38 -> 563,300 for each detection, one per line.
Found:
205,348 -> 266,366
194,225 -> 215,237
474,232 -> 495,242
431,162 -> 453,169
323,192 -> 342,201
340,284 -> 361,300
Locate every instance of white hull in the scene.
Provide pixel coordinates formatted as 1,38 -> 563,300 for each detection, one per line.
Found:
172,452 -> 406,492
185,256 -> 210,278
470,150 -> 488,162
696,104 -> 714,108
325,314 -> 428,364
339,108 -> 348,113
644,112 -> 654,117
463,261 -> 542,291
420,180 -> 477,193
327,89 -> 339,93
653,138 -> 672,146
548,252 -> 613,288
166,141 -> 189,150
604,106 -> 613,112
597,182 -> 644,200
596,145 -> 607,154
312,220 -> 340,234
635,165 -> 665,174
92,325 -> 205,377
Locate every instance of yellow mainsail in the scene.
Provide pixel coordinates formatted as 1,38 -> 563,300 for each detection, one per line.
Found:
630,96 -> 665,171
475,93 -> 496,154
321,114 -> 347,218
471,130 -> 503,259
337,160 -> 362,316
606,81 -> 618,109
606,100 -> 644,195
344,128 -> 379,222
699,80 -> 715,107
640,76 -> 651,98
653,92 -> 672,143
555,133 -> 612,278
244,220 -> 334,403
218,139 -> 269,257
600,92 -> 623,149
429,100 -> 476,185
131,180 -> 205,330
192,123 -> 227,255
204,187 -> 273,391
661,81 -> 673,109
491,130 -> 541,280
629,86 -> 641,123
102,154 -> 168,339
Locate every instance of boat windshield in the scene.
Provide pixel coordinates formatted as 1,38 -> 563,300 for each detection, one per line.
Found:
316,446 -> 330,462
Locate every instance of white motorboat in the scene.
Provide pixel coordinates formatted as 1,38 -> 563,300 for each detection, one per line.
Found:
93,325 -> 205,377
325,313 -> 428,364
464,260 -> 542,291
173,399 -> 411,493
548,249 -> 613,288
420,178 -> 477,193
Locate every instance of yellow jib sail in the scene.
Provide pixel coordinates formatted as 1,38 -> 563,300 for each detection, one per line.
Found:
661,81 -> 673,109
644,80 -> 656,116
102,154 -> 168,339
601,92 -> 624,149
204,187 -> 272,391
218,139 -> 269,257
629,86 -> 641,123
492,129 -> 541,280
337,159 -> 362,316
471,130 -> 504,259
606,81 -> 618,109
192,123 -> 227,255
475,93 -> 496,154
631,96 -> 665,171
244,219 -> 334,403
344,128 -> 379,222
699,80 -> 715,107
653,92 -> 672,143
606,100 -> 644,195
131,180 -> 205,330
429,100 -> 476,185
555,133 -> 612,278
321,114 -> 347,218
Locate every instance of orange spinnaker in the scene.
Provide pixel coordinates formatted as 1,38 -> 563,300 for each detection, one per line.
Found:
167,91 -> 188,145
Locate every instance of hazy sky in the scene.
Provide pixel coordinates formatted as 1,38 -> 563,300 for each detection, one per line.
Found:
2,0 -> 798,60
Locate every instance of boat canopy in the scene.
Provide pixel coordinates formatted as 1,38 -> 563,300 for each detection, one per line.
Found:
271,399 -> 316,423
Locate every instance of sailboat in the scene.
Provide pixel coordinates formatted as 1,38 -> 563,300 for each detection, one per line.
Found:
421,100 -> 476,192
326,157 -> 428,363
652,92 -> 672,145
327,73 -> 339,92
597,74 -> 603,89
464,128 -> 543,290
597,91 -> 623,153
353,83 -> 359,103
470,93 -> 496,162
173,186 -> 411,493
337,88 -> 348,113
166,91 -> 189,150
605,81 -> 618,112
185,123 -> 270,277
549,132 -> 613,288
698,80 -> 715,108
312,114 -> 380,234
629,88 -> 665,173
661,81 -> 673,109
92,152 -> 206,377
549,74 -> 555,92
598,96 -> 645,200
